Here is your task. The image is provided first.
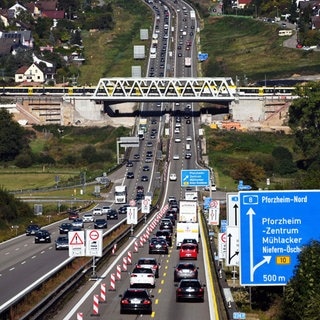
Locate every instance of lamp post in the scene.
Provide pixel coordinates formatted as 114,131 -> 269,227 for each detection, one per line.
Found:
253,4 -> 258,18
274,6 -> 279,20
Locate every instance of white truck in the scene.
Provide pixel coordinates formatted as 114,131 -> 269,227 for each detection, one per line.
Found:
179,200 -> 198,222
185,191 -> 198,201
114,185 -> 127,204
176,222 -> 199,249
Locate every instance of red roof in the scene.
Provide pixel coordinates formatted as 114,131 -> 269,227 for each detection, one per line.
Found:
42,10 -> 65,19
238,0 -> 251,5
16,66 -> 29,74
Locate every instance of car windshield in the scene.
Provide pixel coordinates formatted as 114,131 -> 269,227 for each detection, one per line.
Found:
132,268 -> 153,274
182,245 -> 196,250
178,264 -> 195,269
125,291 -> 148,299
139,259 -> 156,265
180,281 -> 201,288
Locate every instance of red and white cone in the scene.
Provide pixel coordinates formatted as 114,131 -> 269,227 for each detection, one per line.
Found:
100,283 -> 106,303
92,294 -> 99,316
134,241 -> 139,253
116,265 -> 121,280
122,257 -> 127,271
109,273 -> 116,291
127,251 -> 132,265
77,313 -> 83,320
112,243 -> 117,255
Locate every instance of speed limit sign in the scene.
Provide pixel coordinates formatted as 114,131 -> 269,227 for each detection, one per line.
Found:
142,199 -> 150,214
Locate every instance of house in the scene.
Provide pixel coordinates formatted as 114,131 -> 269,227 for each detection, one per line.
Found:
15,63 -> 44,83
8,3 -> 27,19
0,10 -> 9,27
15,63 -> 56,83
0,31 -> 34,48
235,0 -> 252,9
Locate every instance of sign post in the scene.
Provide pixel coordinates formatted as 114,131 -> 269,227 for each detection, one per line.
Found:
181,169 -> 210,187
239,190 -> 320,286
68,231 -> 85,257
127,206 -> 138,235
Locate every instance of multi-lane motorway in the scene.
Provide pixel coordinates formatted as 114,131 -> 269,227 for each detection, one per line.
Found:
0,0 -> 228,318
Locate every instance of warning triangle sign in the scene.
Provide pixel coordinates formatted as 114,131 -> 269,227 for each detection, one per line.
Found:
70,232 -> 84,245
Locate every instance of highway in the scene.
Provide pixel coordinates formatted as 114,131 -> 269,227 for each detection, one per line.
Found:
0,1 -> 227,319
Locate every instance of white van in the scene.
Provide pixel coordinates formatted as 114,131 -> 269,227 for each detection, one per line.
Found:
186,144 -> 191,151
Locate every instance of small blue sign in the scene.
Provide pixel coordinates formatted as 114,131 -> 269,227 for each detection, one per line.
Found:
181,169 -> 210,187
203,197 -> 212,210
240,190 -> 320,286
233,312 -> 246,319
198,53 -> 209,62
221,219 -> 227,233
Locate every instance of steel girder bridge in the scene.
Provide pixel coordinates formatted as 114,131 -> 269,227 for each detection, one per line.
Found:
91,77 -> 237,102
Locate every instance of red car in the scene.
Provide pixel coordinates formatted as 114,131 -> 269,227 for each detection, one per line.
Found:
179,243 -> 198,260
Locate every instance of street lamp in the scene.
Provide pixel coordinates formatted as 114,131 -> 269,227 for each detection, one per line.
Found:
274,6 -> 279,20
253,4 -> 258,18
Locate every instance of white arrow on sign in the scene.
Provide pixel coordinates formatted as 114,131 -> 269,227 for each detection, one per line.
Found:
247,208 -> 271,281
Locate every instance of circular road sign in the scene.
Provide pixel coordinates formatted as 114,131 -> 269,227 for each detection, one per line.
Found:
210,200 -> 218,208
89,230 -> 100,241
221,233 -> 227,243
143,199 -> 149,206
129,199 -> 136,207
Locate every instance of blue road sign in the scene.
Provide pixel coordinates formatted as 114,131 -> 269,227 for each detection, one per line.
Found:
221,219 -> 227,233
239,190 -> 320,286
181,169 -> 210,187
203,197 -> 212,210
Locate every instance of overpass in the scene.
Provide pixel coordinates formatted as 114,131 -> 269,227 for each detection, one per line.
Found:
91,77 -> 237,102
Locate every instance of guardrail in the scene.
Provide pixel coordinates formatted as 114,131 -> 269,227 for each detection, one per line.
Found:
0,207 -> 156,320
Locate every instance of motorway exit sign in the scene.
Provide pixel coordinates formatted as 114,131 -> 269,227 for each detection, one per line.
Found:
239,190 -> 320,286
181,169 -> 210,187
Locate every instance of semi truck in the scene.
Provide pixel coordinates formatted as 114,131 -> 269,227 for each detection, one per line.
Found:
179,200 -> 197,222
139,118 -> 147,133
176,222 -> 199,249
185,57 -> 191,67
114,185 -> 127,204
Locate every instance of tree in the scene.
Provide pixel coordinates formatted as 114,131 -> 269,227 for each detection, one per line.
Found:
280,240 -> 320,320
229,159 -> 265,189
272,146 -> 297,175
288,82 -> 320,161
0,109 -> 27,161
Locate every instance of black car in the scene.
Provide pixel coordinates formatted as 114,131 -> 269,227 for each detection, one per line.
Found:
26,224 -> 40,236
141,175 -> 148,182
127,171 -> 134,179
126,161 -> 133,167
34,230 -> 51,243
149,237 -> 169,254
120,289 -> 153,314
166,209 -> 177,220
107,209 -> 118,220
143,165 -> 150,171
136,193 -> 144,201
164,213 -> 175,226
59,223 -> 73,234
94,218 -> 108,229
133,154 -> 140,159
159,219 -> 174,233
174,263 -> 199,282
55,236 -> 69,250
176,279 -> 205,302
119,204 -> 130,214
136,185 -> 144,194
155,230 -> 172,246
